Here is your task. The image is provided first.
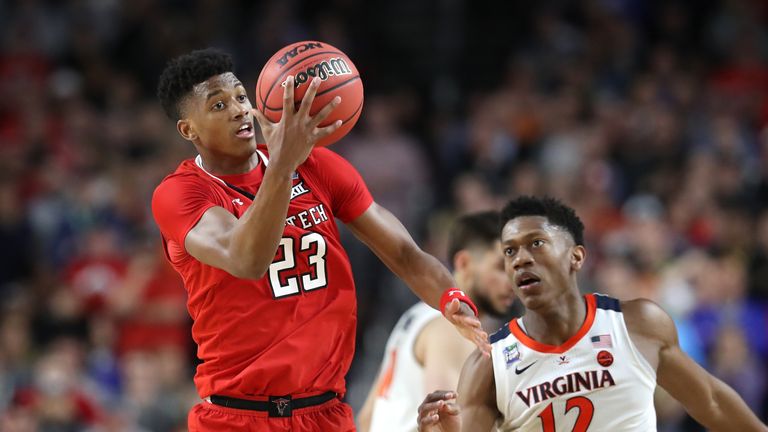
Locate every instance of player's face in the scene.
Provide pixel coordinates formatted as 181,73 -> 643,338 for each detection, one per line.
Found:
469,243 -> 515,317
178,72 -> 257,157
501,216 -> 585,310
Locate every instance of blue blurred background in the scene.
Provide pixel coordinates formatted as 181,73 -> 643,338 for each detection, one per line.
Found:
0,0 -> 766,430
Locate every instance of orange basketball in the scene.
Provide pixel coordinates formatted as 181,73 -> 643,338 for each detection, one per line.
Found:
255,41 -> 363,147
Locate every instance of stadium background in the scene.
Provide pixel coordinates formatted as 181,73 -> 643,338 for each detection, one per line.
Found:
1,0 -> 767,430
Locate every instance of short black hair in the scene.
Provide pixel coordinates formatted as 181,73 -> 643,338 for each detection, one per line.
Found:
500,196 -> 584,245
447,211 -> 501,262
157,48 -> 234,120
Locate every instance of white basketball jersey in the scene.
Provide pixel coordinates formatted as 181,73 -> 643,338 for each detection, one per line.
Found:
369,302 -> 442,432
490,294 -> 657,432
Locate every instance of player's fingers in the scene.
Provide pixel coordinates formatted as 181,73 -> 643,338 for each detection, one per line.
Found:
420,391 -> 456,406
309,96 -> 341,129
453,313 -> 481,329
298,77 -> 321,117
446,299 -> 480,325
447,298 -> 460,314
442,299 -> 460,324
315,119 -> 342,139
418,400 -> 448,418
282,75 -> 295,117
418,412 -> 440,428
440,402 -> 461,416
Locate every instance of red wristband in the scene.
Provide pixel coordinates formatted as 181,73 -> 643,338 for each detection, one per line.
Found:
440,288 -> 479,317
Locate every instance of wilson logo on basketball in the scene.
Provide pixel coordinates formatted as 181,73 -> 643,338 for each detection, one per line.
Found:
276,42 -> 324,67
282,58 -> 353,89
597,350 -> 614,367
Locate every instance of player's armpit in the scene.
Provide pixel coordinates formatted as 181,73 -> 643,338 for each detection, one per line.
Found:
628,300 -> 768,431
456,350 -> 500,432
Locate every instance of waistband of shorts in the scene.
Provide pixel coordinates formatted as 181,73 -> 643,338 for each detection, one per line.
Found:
203,391 -> 338,417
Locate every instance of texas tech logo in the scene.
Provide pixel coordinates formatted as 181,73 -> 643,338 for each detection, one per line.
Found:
274,398 -> 289,415
276,42 -> 324,67
269,396 -> 292,417
282,58 -> 353,89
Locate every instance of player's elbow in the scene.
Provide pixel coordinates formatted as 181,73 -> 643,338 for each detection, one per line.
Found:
694,377 -> 750,431
227,256 -> 270,280
229,266 -> 267,280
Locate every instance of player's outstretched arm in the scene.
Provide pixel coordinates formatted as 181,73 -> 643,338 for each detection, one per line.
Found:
417,350 -> 499,432
624,299 -> 768,432
347,204 -> 490,353
183,77 -> 341,279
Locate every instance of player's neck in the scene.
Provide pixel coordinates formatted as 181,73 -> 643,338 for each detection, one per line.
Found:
521,289 -> 586,346
197,151 -> 260,175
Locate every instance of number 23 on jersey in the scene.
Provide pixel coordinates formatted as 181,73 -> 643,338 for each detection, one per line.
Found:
268,233 -> 328,298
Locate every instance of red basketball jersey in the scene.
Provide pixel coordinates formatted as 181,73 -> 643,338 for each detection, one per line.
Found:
151,146 -> 373,399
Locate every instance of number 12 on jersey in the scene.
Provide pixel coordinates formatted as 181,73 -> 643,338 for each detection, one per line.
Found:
268,233 -> 327,298
538,396 -> 594,432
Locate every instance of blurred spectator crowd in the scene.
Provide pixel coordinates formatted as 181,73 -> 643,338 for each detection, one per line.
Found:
0,0 -> 767,430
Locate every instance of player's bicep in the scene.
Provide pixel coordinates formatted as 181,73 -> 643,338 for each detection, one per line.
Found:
457,350 -> 499,432
184,206 -> 239,271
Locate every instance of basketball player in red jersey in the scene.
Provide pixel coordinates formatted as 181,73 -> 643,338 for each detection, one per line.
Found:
152,49 -> 489,432
417,196 -> 767,432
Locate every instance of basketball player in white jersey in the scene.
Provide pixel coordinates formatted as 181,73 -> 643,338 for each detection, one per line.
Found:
358,212 -> 516,432
417,196 -> 767,432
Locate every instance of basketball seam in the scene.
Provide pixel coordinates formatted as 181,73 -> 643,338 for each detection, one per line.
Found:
342,98 -> 364,124
259,50 -> 348,109
263,76 -> 361,112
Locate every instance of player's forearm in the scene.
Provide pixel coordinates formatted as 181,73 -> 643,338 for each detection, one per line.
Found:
228,163 -> 293,279
397,246 -> 455,309
696,376 -> 767,432
347,204 -> 455,307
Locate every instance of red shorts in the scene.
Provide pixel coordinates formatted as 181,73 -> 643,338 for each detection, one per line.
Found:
188,398 -> 356,432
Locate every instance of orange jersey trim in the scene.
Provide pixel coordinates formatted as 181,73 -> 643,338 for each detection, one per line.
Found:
509,294 -> 597,354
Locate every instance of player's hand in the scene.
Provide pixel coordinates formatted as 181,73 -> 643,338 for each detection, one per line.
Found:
253,76 -> 342,173
417,391 -> 461,432
444,298 -> 491,355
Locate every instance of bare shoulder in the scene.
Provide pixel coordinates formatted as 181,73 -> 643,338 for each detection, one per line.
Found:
621,298 -> 677,347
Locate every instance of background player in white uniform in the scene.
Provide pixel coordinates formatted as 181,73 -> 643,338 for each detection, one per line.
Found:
358,212 -> 516,432
417,196 -> 767,432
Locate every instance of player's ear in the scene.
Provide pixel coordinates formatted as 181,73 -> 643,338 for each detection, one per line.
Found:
570,245 -> 586,271
177,119 -> 197,141
453,250 -> 472,288
453,250 -> 472,272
